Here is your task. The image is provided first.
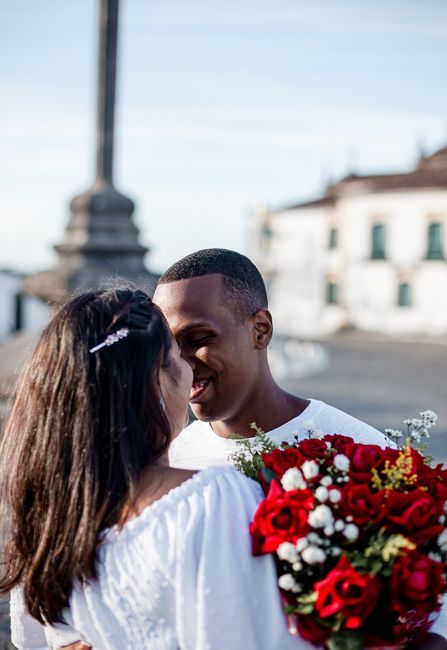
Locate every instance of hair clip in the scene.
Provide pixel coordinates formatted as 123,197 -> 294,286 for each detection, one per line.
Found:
89,328 -> 129,354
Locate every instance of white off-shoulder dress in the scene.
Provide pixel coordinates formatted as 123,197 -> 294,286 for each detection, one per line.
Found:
11,465 -> 312,650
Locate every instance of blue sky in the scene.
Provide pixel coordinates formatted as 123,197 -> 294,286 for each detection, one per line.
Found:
1,0 -> 447,274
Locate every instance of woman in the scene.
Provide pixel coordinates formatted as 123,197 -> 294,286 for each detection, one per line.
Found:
1,288 -> 307,649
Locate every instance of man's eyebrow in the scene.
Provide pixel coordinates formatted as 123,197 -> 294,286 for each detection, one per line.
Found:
176,322 -> 212,336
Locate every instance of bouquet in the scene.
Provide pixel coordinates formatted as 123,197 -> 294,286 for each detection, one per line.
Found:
231,411 -> 447,649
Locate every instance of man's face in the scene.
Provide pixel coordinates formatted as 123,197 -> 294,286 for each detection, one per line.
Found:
153,274 -> 258,423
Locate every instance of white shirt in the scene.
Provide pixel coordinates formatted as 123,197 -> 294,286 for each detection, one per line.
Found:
169,399 -> 392,469
11,466 -> 312,650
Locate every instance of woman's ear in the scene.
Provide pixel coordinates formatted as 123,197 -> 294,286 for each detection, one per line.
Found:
251,309 -> 273,349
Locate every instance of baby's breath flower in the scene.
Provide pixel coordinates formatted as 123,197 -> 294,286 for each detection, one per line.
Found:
315,486 -> 329,502
437,529 -> 447,551
328,546 -> 341,556
277,542 -> 299,563
281,467 -> 307,491
343,523 -> 359,542
323,525 -> 334,537
328,489 -> 342,504
296,538 -> 308,553
293,561 -> 303,571
308,505 -> 334,529
420,410 -> 438,427
278,573 -> 301,593
307,532 -> 322,544
333,454 -> 350,472
334,520 -> 345,532
429,551 -> 442,563
302,546 -> 326,565
320,476 -> 333,487
385,428 -> 403,439
302,460 -> 319,480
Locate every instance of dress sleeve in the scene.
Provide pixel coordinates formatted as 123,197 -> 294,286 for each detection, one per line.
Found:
430,594 -> 447,639
154,466 -> 313,650
10,586 -> 88,650
10,587 -> 48,650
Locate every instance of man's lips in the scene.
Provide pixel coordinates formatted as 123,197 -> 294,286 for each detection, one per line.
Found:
190,377 -> 212,402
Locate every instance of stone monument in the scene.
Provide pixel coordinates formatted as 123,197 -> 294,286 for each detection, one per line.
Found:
25,0 -> 157,305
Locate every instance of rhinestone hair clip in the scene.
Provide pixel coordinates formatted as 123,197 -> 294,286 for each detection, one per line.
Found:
89,328 -> 129,354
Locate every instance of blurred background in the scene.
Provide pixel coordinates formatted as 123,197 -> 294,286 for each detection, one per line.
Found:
1,1 -> 447,643
1,0 -> 446,447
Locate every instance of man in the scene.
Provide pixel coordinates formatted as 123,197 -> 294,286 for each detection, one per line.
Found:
153,247 -> 390,470
154,248 -> 447,649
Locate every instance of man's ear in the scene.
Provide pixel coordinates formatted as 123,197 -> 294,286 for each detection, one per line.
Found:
251,309 -> 273,349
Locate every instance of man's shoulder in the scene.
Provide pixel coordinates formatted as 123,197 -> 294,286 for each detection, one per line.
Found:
311,400 -> 389,447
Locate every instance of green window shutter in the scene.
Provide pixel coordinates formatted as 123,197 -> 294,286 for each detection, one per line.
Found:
427,222 -> 443,259
397,283 -> 411,307
326,282 -> 338,305
329,228 -> 338,249
371,223 -> 386,259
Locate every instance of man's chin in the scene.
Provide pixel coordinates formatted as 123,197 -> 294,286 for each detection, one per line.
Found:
190,402 -> 217,423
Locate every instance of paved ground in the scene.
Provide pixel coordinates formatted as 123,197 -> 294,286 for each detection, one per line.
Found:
281,335 -> 447,462
1,335 -> 446,646
0,599 -> 13,649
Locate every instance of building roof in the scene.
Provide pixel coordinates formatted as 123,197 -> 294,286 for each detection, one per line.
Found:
278,143 -> 447,213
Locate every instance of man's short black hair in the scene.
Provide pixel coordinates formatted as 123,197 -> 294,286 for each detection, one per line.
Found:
158,248 -> 268,320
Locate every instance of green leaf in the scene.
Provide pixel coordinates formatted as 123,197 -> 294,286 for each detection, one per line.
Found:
295,604 -> 315,615
326,630 -> 364,650
260,467 -> 277,484
297,591 -> 318,605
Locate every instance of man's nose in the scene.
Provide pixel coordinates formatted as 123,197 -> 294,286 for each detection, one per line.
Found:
180,346 -> 197,370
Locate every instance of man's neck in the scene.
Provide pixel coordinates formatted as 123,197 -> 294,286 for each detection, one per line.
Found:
210,389 -> 310,439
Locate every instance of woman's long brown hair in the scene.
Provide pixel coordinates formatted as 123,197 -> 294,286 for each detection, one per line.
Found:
0,288 -> 173,624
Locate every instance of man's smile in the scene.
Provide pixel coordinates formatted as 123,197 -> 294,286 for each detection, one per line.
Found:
190,377 -> 213,402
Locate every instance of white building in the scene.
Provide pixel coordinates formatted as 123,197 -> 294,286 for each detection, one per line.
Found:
0,270 -> 50,343
252,144 -> 447,338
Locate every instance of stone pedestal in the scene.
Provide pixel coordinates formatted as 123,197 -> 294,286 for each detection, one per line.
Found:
25,181 -> 157,305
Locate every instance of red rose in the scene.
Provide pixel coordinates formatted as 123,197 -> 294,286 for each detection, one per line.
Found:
340,483 -> 386,528
262,447 -> 305,478
296,615 -> 331,645
323,433 -> 354,453
391,551 -> 445,622
343,443 -> 390,483
419,463 -> 447,501
384,489 -> 444,544
249,481 -> 314,555
298,438 -> 329,461
314,555 -> 380,629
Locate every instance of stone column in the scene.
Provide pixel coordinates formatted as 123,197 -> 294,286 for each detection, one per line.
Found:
25,0 -> 157,305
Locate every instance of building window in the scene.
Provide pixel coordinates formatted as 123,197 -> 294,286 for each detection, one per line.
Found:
328,227 -> 338,249
397,282 -> 411,307
326,282 -> 339,305
426,222 -> 443,259
371,223 -> 386,259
